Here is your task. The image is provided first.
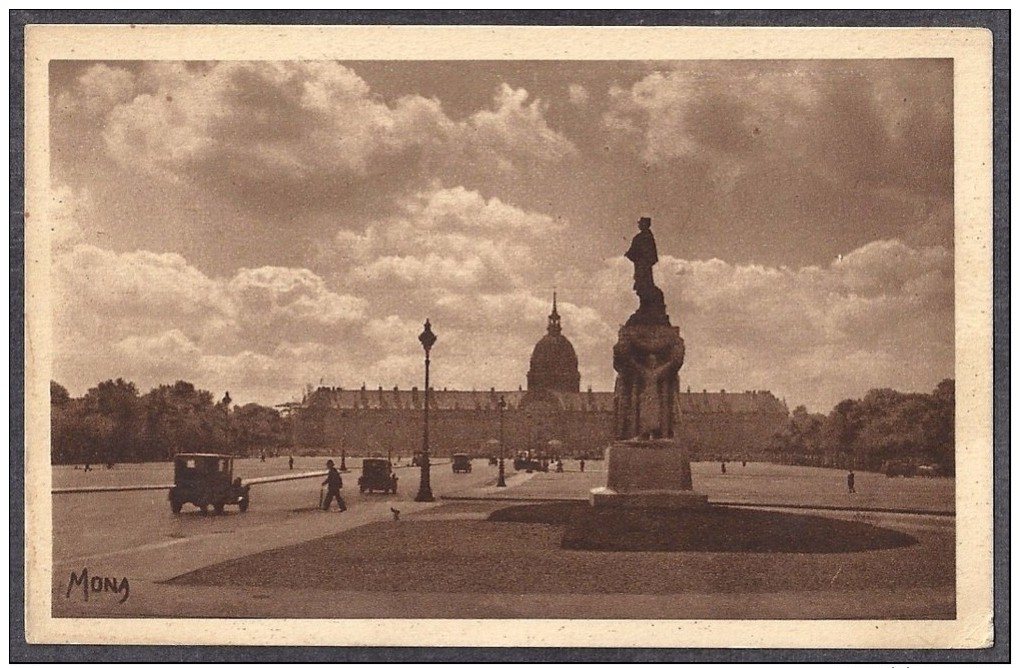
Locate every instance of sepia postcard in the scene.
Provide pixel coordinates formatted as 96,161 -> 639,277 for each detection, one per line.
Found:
22,24 -> 994,649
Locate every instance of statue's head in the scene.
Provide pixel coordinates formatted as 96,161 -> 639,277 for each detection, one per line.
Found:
638,216 -> 652,230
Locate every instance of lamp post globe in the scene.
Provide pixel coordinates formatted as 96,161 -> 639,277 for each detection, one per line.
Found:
497,395 -> 507,487
415,319 -> 437,502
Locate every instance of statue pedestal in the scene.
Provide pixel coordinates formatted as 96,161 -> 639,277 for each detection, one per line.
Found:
590,439 -> 708,508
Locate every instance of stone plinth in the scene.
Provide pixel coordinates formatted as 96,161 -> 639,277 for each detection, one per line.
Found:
590,438 -> 707,508
613,325 -> 685,440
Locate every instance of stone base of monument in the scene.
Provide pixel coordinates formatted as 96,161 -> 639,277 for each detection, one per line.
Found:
590,438 -> 708,508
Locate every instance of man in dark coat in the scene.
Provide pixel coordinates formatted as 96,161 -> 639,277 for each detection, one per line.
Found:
322,459 -> 347,511
625,217 -> 658,297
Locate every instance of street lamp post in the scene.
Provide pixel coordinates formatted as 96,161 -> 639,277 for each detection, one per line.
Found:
416,319 -> 437,502
497,395 -> 507,487
340,445 -> 347,472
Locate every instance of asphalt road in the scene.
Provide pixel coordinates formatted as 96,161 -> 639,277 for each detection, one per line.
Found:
52,457 -> 507,567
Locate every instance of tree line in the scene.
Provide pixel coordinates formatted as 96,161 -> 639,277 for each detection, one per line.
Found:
769,379 -> 955,474
50,376 -> 955,472
50,379 -> 289,465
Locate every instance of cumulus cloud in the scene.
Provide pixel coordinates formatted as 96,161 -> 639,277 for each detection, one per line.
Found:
48,177 -> 598,406
52,241 -> 369,394
461,84 -> 577,168
334,184 -> 562,292
599,60 -> 954,263
576,238 -> 953,410
604,61 -> 952,199
567,83 -> 589,106
46,60 -> 956,412
59,62 -> 575,214
228,266 -> 367,346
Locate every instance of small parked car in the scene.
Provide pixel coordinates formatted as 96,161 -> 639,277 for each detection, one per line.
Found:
169,453 -> 250,515
358,458 -> 398,494
452,453 -> 472,473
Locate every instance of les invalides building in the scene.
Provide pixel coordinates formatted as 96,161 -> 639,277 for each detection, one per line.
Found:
292,296 -> 789,459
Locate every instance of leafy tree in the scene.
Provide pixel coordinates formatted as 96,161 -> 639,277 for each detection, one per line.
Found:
51,381 -> 71,407
231,403 -> 285,455
82,379 -> 142,464
52,378 -> 290,463
140,381 -> 220,459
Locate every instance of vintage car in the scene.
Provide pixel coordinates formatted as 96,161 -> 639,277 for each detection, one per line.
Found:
513,450 -> 549,472
451,453 -> 472,473
169,453 -> 250,514
358,457 -> 398,494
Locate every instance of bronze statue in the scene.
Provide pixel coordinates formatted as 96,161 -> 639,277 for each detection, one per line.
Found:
624,217 -> 670,326
625,217 -> 658,299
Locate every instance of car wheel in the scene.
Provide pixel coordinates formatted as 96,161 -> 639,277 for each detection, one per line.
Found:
213,503 -> 225,515
170,501 -> 182,514
200,504 -> 209,515
239,499 -> 249,512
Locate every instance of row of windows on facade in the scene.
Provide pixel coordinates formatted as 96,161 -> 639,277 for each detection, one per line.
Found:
304,385 -> 785,414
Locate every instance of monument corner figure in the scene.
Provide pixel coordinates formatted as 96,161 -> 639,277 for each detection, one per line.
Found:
592,217 -> 708,508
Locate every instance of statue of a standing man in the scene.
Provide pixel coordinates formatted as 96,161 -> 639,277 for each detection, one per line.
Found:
625,217 -> 658,299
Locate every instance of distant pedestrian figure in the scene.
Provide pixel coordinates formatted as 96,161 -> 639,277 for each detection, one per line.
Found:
721,461 -> 726,474
555,459 -> 564,473
260,451 -> 266,463
83,461 -> 92,473
579,458 -> 586,473
847,470 -> 856,494
742,461 -> 747,468
321,459 -> 347,511
288,455 -> 294,470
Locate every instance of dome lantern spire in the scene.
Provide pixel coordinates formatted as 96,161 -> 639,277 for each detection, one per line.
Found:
547,291 -> 562,335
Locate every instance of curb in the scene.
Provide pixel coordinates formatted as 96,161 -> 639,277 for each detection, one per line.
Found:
437,495 -> 955,517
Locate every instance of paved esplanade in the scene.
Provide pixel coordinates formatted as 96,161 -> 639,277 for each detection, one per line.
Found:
51,459 -> 953,619
51,457 -> 504,609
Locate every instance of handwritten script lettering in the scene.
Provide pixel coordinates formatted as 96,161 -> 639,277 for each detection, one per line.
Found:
66,568 -> 130,603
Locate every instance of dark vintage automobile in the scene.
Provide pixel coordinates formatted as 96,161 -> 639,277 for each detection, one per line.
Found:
169,453 -> 250,515
513,450 -> 549,472
358,458 -> 398,494
451,453 -> 472,473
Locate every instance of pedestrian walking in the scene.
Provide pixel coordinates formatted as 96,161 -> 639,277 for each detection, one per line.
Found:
288,455 -> 294,470
321,459 -> 347,511
847,470 -> 856,494
721,461 -> 727,474
579,458 -> 585,473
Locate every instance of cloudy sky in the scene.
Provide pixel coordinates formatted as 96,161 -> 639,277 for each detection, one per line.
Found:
47,59 -> 954,412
